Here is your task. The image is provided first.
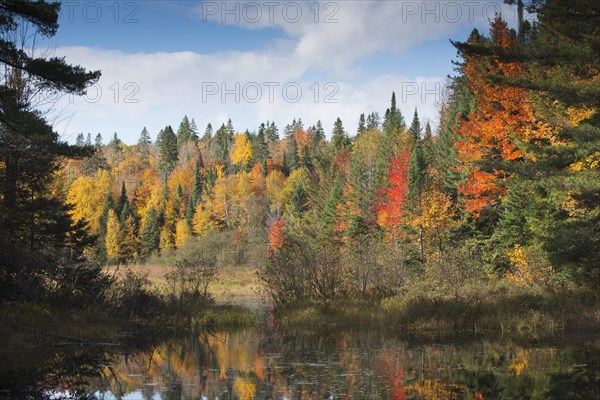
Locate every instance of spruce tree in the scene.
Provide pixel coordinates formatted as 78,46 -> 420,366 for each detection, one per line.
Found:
312,120 -> 326,143
409,109 -> 422,142
332,117 -> 351,151
141,206 -> 161,258
202,123 -> 213,141
75,133 -> 85,146
366,112 -> 380,131
156,125 -> 178,176
357,113 -> 366,135
176,115 -> 192,147
138,126 -> 151,156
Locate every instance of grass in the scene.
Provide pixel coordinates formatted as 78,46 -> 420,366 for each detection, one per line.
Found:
275,287 -> 600,341
105,263 -> 261,304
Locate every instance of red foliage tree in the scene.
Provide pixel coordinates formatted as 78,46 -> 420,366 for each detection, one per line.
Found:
375,149 -> 410,237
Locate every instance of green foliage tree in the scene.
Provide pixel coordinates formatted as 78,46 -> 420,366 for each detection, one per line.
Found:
156,125 -> 178,176
0,0 -> 101,301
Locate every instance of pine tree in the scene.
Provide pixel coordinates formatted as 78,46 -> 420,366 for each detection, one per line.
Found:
95,133 -> 103,147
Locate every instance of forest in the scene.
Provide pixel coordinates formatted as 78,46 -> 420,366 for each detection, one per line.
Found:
1,0 -> 600,332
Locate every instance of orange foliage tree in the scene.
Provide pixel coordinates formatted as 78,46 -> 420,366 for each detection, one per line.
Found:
454,17 -> 533,216
268,218 -> 285,253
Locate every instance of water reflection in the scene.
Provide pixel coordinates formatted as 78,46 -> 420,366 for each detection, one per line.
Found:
2,325 -> 600,399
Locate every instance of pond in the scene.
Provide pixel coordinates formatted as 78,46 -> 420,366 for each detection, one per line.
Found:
2,318 -> 600,399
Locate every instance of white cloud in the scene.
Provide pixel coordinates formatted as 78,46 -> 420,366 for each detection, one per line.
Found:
51,1 -> 520,142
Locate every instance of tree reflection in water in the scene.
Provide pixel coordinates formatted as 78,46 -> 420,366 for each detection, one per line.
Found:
1,326 -> 600,399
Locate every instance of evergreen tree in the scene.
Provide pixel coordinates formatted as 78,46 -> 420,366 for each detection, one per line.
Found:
357,113 -> 366,135
288,135 -> 299,172
189,118 -> 199,142
407,137 -> 427,208
383,92 -> 405,133
312,120 -> 326,143
288,184 -> 309,214
332,117 -> 351,151
138,126 -> 151,156
176,115 -> 192,147
434,79 -> 470,200
117,181 -> 128,216
202,123 -> 213,141
75,133 -> 85,146
86,133 -> 93,146
409,109 -> 422,142
192,161 -> 203,205
141,206 -> 161,258
0,13 -> 99,296
156,125 -> 178,176
366,112 -> 380,131
95,133 -> 103,147
318,176 -> 344,245
185,195 -> 195,229
214,123 -> 232,163
266,121 -> 279,142
281,151 -> 290,176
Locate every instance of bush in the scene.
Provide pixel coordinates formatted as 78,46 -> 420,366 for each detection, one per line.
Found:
165,254 -> 218,303
108,268 -> 164,319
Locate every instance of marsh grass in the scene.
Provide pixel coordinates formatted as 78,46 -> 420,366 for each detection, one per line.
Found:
276,285 -> 600,340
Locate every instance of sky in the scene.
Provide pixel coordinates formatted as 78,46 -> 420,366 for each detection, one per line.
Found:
40,0 -> 526,144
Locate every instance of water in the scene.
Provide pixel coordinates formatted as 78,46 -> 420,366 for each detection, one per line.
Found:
2,322 -> 600,399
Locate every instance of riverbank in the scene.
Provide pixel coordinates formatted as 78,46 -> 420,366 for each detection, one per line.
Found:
0,301 -> 256,351
276,288 -> 600,340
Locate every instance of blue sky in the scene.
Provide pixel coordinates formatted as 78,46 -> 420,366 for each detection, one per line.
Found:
44,1 -> 522,144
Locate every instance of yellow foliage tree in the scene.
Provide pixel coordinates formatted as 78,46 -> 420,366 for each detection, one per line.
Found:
120,215 -> 139,261
67,169 -> 113,235
229,134 -> 252,168
175,219 -> 192,248
192,204 -> 215,236
105,209 -> 121,263
159,225 -> 174,252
